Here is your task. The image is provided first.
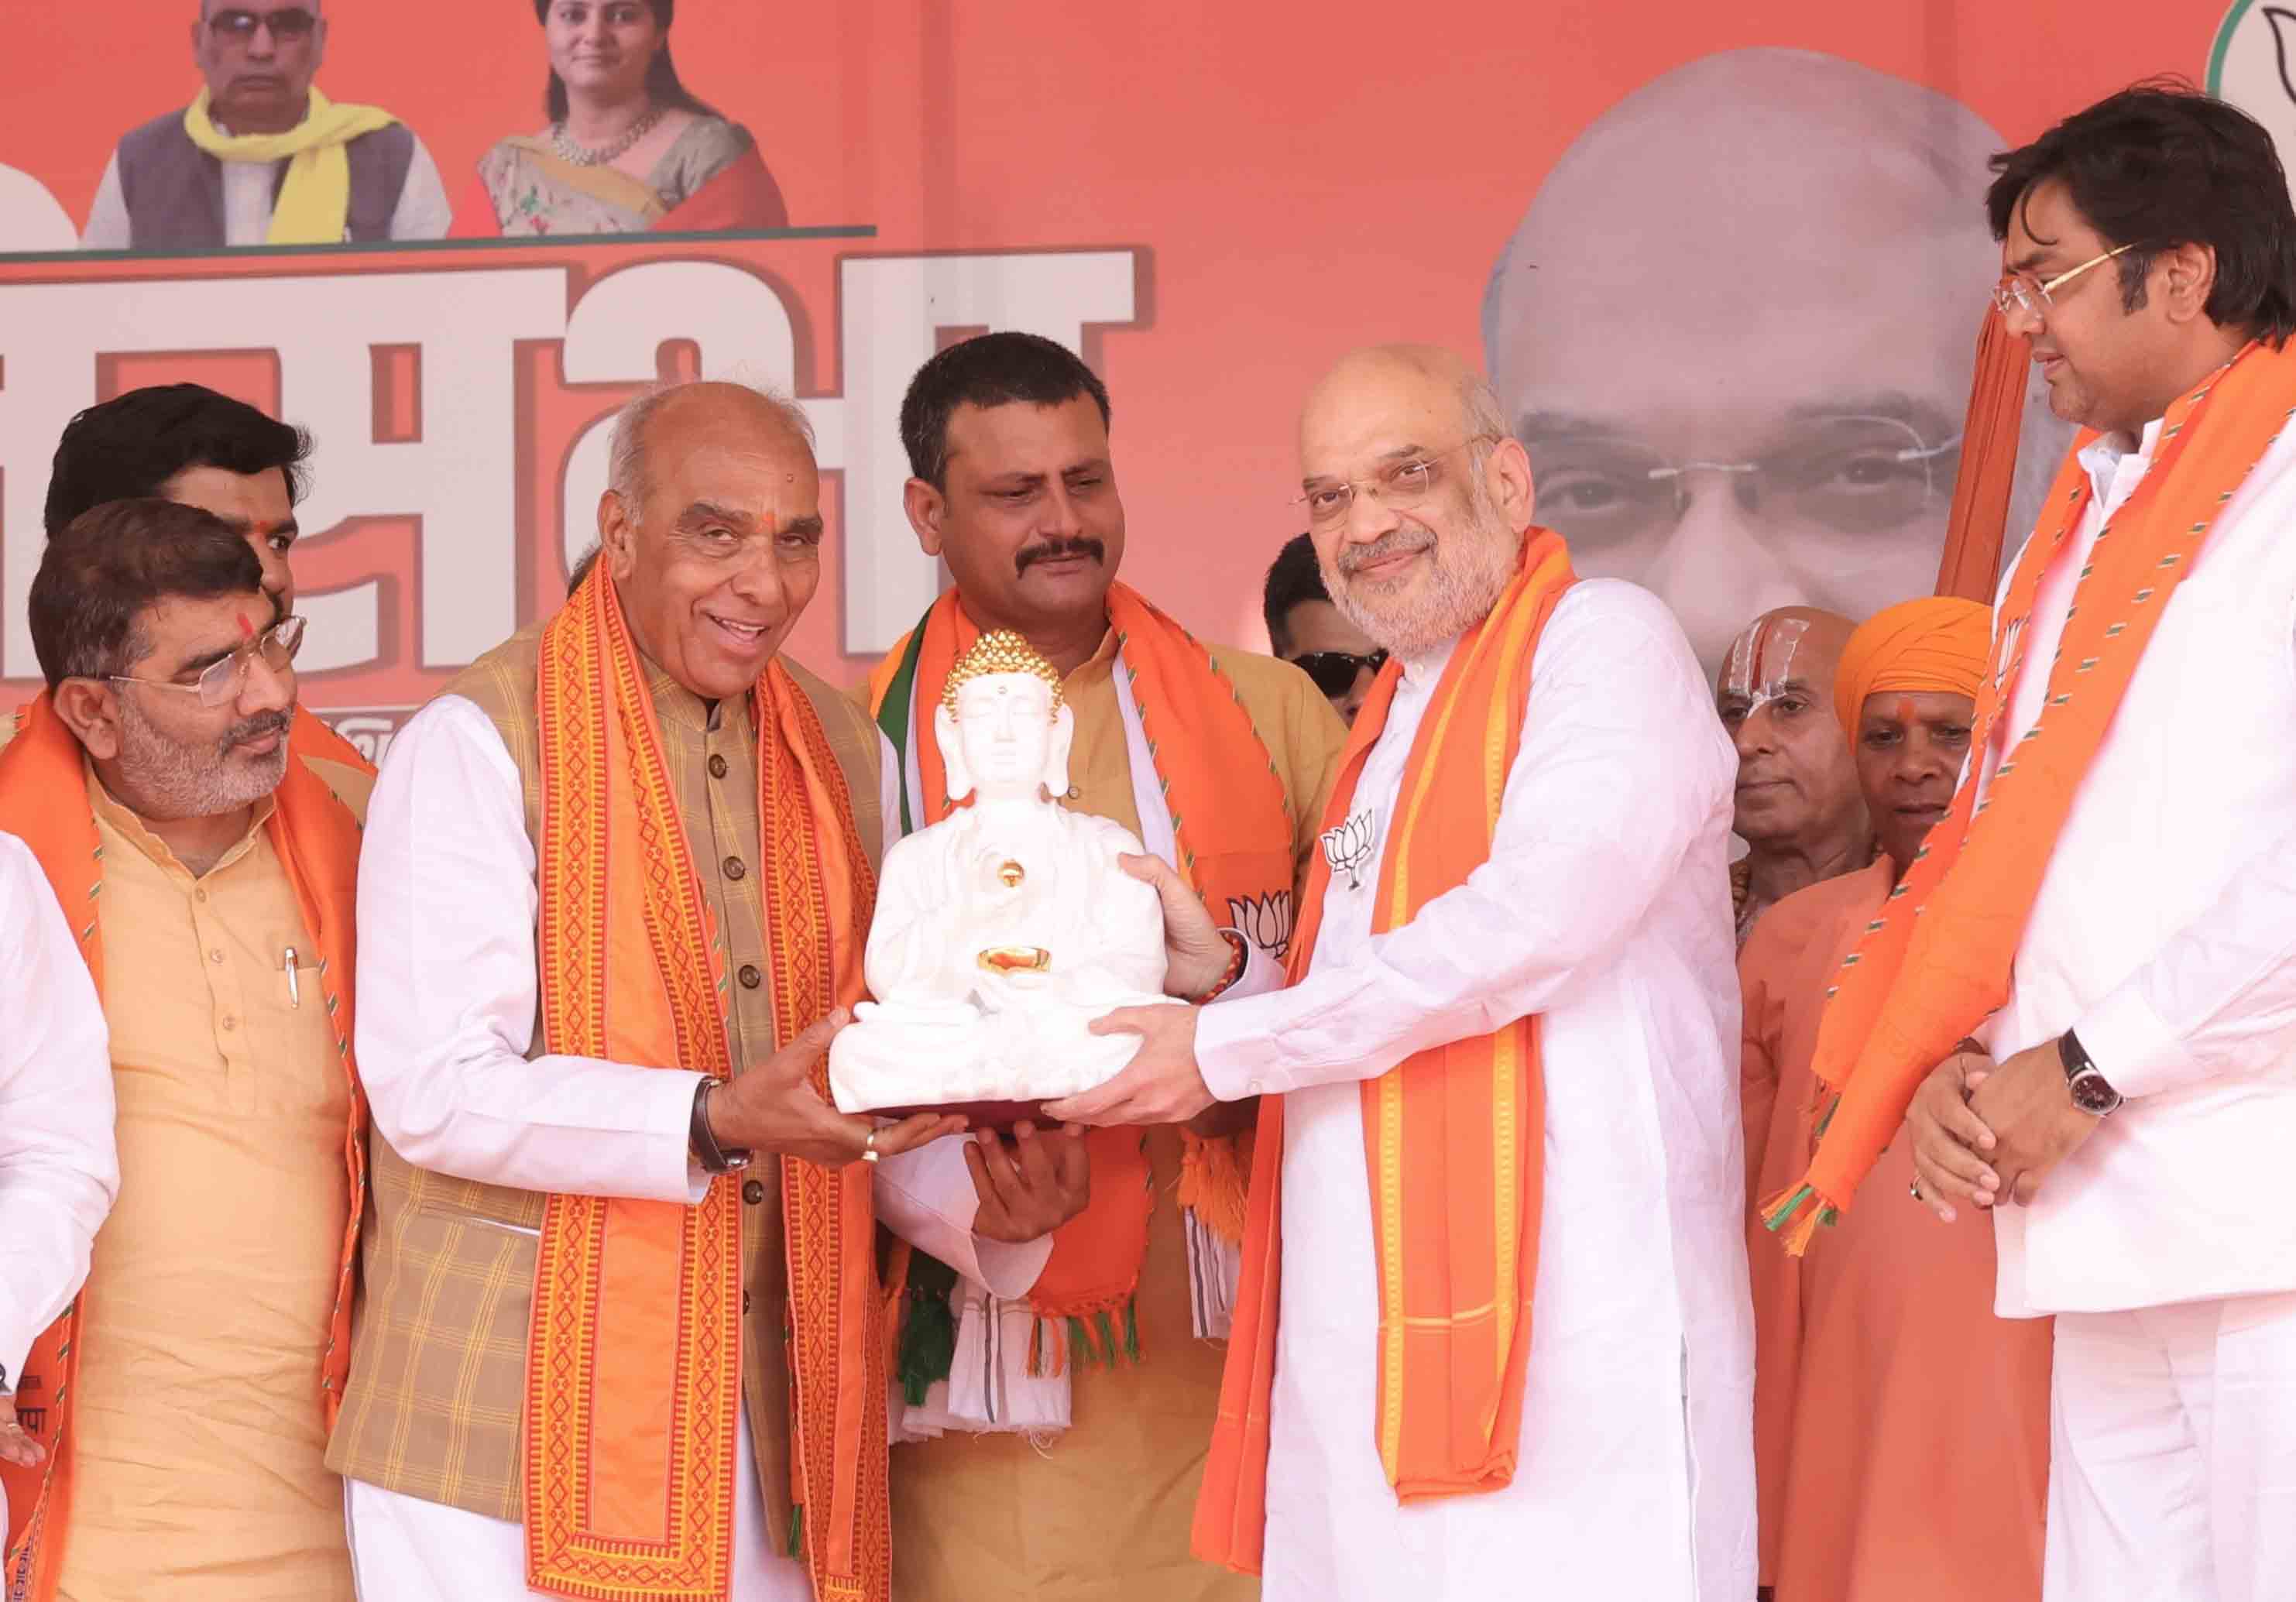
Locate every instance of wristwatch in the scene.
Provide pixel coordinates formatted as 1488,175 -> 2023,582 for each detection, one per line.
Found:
2058,1030 -> 2123,1117
689,1078 -> 754,1174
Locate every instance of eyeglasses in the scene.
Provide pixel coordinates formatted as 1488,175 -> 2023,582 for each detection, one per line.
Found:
208,8 -> 319,42
105,614 -> 306,708
1288,649 -> 1388,699
1294,437 -> 1496,530
1522,416 -> 1961,551
1993,242 -> 2142,324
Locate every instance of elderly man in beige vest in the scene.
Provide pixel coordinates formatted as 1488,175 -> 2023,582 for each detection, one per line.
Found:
332,381 -> 1087,1602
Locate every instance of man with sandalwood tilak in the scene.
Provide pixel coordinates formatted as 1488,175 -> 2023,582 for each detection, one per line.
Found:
1769,87 -> 2296,1602
331,381 -> 1085,1601
1049,344 -> 1755,1600
867,332 -> 1344,1602
1715,605 -> 1869,944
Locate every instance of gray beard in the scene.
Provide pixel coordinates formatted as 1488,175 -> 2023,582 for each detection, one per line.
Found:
114,695 -> 291,822
1330,523 -> 1520,663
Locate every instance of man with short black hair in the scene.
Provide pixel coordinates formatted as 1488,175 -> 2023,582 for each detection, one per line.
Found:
46,383 -> 313,608
1264,531 -> 1385,724
82,2 -> 450,250
870,331 -> 1344,1602
1778,84 -> 2296,1601
22,382 -> 373,801
0,499 -> 369,1601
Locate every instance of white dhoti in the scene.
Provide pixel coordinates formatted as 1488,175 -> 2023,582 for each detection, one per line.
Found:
2044,1291 -> 2296,1602
345,1404 -> 808,1601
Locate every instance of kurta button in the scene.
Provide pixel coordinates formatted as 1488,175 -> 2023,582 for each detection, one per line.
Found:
709,753 -> 729,779
221,1016 -> 238,1032
742,1179 -> 766,1206
743,1290 -> 753,1314
738,965 -> 762,990
209,949 -> 225,965
723,856 -> 746,880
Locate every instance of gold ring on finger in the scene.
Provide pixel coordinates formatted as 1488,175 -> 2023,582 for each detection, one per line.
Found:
862,1129 -> 880,1165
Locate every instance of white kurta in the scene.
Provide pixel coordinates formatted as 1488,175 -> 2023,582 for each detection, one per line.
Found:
1979,419 -> 2296,1316
0,828 -> 118,1391
1968,410 -> 2296,1602
348,695 -> 1049,1599
1196,578 -> 1755,1601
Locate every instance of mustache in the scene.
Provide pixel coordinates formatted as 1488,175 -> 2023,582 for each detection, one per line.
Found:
1334,527 -> 1435,576
223,709 -> 293,751
1014,537 -> 1106,576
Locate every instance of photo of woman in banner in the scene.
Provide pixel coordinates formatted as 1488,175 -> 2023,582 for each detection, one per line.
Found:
457,0 -> 788,238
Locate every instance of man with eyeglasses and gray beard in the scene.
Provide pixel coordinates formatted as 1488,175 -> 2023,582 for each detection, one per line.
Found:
0,500 -> 369,1601
1483,47 -> 2069,679
1047,345 -> 1755,1602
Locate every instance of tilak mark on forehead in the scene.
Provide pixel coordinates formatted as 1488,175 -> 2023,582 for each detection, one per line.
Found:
1721,615 -> 1810,712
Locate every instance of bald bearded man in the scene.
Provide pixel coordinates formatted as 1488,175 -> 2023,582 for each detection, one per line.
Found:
1055,344 -> 1755,1602
1483,47 -> 2068,676
1718,606 -> 1869,945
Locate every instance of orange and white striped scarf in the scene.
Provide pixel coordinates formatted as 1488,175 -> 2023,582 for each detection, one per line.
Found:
1768,337 -> 2296,1248
523,572 -> 890,1601
1194,529 -> 1576,1573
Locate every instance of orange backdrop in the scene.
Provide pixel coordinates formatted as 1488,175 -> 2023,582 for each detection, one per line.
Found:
0,1 -> 2232,750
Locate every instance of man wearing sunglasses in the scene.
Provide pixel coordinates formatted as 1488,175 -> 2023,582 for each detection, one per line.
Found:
1263,532 -> 1386,725
81,2 -> 450,250
0,499 -> 369,1601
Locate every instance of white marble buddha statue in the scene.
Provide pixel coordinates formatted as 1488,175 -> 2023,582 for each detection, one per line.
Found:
830,631 -> 1182,1112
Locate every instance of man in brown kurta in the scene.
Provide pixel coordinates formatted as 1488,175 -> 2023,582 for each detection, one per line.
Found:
873,334 -> 1344,1600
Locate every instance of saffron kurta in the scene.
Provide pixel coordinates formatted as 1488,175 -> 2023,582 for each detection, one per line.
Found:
57,776 -> 362,1602
888,629 -> 1341,1602
1194,579 -> 1755,1601
1740,859 -> 2051,1600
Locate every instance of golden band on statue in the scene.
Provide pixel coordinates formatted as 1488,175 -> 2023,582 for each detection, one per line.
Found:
976,945 -> 1053,973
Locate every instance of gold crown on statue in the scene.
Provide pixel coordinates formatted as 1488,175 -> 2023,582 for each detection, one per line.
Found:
941,629 -> 1065,715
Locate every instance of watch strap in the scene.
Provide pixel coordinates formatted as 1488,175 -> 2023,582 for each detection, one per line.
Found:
2058,1028 -> 2123,1113
688,1077 -> 754,1173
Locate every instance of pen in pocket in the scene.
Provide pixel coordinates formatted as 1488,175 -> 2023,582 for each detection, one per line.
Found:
283,947 -> 301,1009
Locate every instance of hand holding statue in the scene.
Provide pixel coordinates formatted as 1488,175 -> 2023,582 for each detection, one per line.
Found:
1117,852 -> 1237,1000
831,630 -> 1186,1113
710,1010 -> 966,1166
0,1388 -> 43,1469
964,1120 -> 1093,1241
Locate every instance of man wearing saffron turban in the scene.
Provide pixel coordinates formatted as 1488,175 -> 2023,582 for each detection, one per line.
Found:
1739,597 -> 2052,1601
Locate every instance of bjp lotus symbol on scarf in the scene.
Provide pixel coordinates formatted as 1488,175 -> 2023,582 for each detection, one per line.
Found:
1320,808 -> 1378,891
1226,889 -> 1294,960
